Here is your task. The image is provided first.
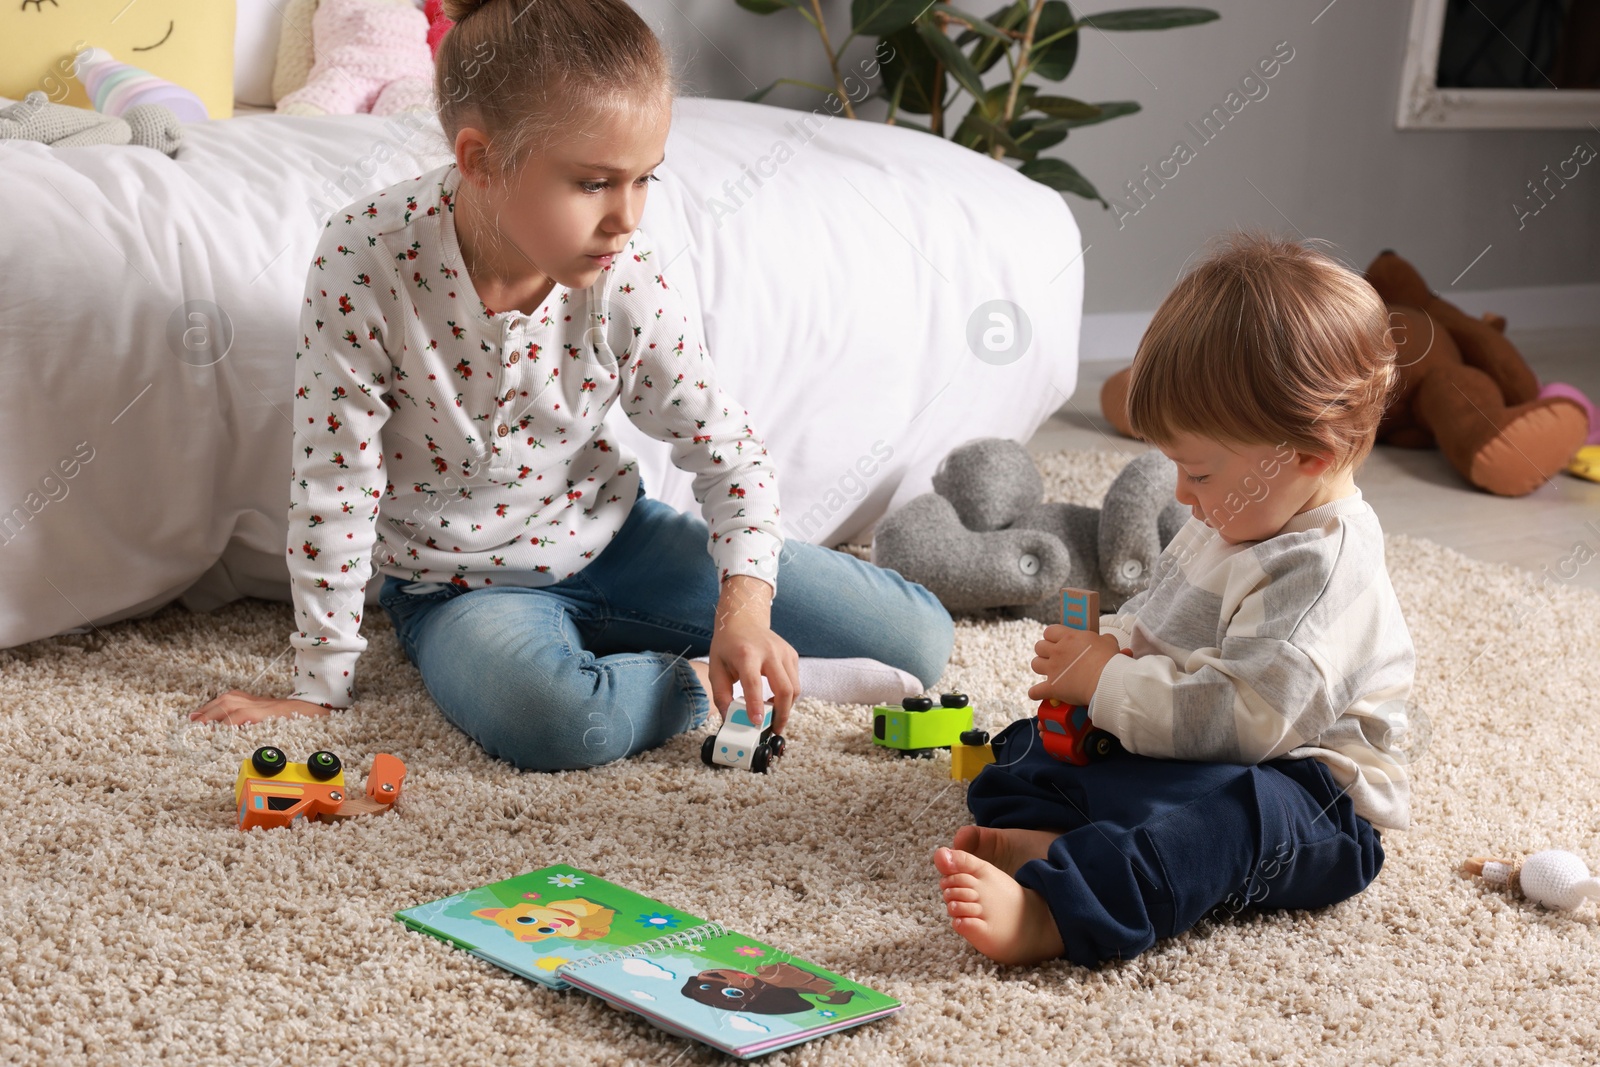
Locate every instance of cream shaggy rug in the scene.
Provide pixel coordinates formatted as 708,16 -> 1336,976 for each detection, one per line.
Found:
3,449 -> 1598,1067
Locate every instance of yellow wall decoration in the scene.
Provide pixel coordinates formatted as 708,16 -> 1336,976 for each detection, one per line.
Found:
0,0 -> 235,120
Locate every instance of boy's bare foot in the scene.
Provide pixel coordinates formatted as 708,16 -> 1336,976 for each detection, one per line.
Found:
933,846 -> 1065,965
951,825 -> 1062,878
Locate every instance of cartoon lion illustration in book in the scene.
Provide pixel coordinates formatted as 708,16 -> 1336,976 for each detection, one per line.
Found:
681,963 -> 858,1015
472,897 -> 616,944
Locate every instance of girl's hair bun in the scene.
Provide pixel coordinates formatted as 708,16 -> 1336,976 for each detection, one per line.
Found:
434,0 -> 677,174
439,0 -> 495,21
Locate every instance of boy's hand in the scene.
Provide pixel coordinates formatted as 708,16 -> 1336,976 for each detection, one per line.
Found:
707,574 -> 799,734
1027,625 -> 1122,707
191,691 -> 333,726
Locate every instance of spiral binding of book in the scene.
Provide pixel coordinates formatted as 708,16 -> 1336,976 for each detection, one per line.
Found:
558,921 -> 730,972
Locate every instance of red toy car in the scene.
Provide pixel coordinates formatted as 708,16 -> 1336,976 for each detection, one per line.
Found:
1036,699 -> 1123,766
1037,587 -> 1130,765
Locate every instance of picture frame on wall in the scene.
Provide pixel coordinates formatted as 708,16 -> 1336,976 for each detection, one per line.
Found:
1397,0 -> 1600,129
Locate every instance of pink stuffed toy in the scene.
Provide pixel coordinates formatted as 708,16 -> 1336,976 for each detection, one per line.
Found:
277,0 -> 434,117
1540,382 -> 1600,446
425,0 -> 455,59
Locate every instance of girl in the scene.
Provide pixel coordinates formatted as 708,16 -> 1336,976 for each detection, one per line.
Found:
193,0 -> 953,771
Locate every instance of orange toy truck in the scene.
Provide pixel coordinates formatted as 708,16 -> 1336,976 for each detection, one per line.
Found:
234,747 -> 406,831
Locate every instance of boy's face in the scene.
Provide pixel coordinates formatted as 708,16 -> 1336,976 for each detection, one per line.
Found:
456,98 -> 670,291
1157,433 -> 1332,545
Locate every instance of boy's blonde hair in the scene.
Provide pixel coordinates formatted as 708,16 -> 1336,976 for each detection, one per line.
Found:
436,0 -> 678,175
1126,233 -> 1397,473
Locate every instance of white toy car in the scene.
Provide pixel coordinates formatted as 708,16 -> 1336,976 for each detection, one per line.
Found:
700,701 -> 786,773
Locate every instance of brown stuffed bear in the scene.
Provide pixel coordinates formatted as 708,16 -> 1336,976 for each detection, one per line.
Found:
1098,250 -> 1589,497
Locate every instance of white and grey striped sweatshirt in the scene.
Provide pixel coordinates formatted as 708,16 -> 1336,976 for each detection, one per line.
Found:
1090,488 -> 1416,830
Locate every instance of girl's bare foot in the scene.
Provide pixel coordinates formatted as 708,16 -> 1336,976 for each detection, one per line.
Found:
951,825 -> 1063,878
933,847 -> 1065,965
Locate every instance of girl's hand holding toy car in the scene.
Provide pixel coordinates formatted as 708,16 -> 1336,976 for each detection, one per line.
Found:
705,573 -> 800,735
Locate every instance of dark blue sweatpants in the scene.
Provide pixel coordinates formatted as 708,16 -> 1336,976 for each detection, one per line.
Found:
966,717 -> 1384,968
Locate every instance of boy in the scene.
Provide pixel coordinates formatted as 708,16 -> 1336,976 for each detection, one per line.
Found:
933,234 -> 1416,966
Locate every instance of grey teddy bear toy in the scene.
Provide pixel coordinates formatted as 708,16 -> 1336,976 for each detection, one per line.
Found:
871,438 -> 1188,618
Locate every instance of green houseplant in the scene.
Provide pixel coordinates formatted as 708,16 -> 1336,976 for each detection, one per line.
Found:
732,1 -> 1219,205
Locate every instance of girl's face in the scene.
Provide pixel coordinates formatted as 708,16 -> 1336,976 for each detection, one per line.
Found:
1158,432 -> 1334,545
455,98 -> 671,289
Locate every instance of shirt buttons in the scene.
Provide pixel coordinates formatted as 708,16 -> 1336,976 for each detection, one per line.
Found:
508,352 -> 519,364
496,424 -> 510,437
504,389 -> 516,402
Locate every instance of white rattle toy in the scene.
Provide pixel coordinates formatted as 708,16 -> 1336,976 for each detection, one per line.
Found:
1461,850 -> 1600,912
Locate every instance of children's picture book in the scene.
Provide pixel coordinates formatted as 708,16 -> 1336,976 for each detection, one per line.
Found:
395,864 -> 901,1059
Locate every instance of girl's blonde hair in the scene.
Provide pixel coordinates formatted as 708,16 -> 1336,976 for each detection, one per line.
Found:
1126,232 -> 1397,473
436,0 -> 678,174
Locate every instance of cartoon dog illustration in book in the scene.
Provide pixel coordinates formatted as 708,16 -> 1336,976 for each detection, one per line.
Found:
471,898 -> 615,943
681,963 -> 858,1015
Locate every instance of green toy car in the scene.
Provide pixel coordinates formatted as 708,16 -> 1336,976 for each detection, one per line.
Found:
872,692 -> 974,758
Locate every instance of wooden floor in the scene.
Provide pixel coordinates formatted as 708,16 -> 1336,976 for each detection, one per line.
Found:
1030,327 -> 1600,591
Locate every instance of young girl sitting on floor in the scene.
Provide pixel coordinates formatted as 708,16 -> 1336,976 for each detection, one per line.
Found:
935,234 -> 1416,966
193,0 -> 953,769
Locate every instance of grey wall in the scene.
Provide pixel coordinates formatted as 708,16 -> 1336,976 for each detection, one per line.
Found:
633,0 -> 1598,314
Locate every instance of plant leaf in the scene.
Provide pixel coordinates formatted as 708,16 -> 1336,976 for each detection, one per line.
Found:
744,77 -> 840,103
851,0 -> 932,35
880,25 -> 945,115
1031,94 -> 1101,120
952,108 -> 988,151
1019,156 -> 1104,203
930,3 -> 1011,40
961,1 -> 1029,73
981,81 -> 1037,120
1009,115 -> 1070,156
1047,99 -> 1141,127
734,0 -> 805,12
1077,7 -> 1219,30
917,20 -> 988,104
1028,1 -> 1080,82
954,103 -> 1023,154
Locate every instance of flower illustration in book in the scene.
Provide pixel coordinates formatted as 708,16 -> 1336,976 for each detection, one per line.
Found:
471,897 -> 616,943
549,873 -> 584,887
681,964 -> 858,1016
637,911 -> 681,931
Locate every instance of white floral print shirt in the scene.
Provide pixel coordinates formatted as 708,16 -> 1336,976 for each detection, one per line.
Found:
287,163 -> 781,709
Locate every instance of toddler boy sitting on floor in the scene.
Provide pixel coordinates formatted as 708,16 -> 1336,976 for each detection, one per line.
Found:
934,234 -> 1417,966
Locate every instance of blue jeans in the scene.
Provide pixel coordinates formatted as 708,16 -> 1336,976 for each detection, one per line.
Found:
968,717 -> 1384,967
378,492 -> 953,772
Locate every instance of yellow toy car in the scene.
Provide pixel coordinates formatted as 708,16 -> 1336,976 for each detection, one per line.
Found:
234,747 -> 405,831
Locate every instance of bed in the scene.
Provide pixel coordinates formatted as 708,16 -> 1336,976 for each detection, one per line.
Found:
0,95 -> 1082,649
